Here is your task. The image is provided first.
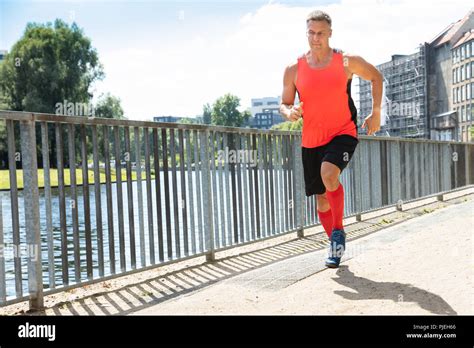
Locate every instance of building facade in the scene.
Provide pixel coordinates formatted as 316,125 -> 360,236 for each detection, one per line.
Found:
250,96 -> 281,117
359,10 -> 474,142
247,96 -> 286,129
429,10 -> 473,141
451,30 -> 473,142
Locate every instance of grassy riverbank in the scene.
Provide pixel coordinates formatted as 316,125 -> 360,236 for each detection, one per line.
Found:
0,168 -> 152,190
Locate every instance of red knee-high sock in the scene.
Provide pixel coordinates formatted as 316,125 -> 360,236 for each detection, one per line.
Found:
326,182 -> 344,230
317,209 -> 333,238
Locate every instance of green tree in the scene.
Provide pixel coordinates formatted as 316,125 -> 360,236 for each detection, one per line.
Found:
0,19 -> 104,113
271,118 -> 303,131
211,93 -> 250,127
202,103 -> 212,125
94,93 -> 125,119
0,67 -> 8,110
0,19 -> 105,169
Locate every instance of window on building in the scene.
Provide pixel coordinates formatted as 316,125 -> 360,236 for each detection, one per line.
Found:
462,65 -> 465,81
461,85 -> 465,101
461,106 -> 465,122
468,84 -> 472,100
253,102 -> 263,107
467,104 -> 471,121
468,64 -> 472,79
453,88 -> 457,104
461,45 -> 466,60
458,67 -> 461,82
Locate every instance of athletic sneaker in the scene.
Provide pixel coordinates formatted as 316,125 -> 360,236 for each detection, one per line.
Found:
325,228 -> 346,268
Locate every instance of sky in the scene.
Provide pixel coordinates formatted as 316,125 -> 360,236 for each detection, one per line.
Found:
0,0 -> 473,120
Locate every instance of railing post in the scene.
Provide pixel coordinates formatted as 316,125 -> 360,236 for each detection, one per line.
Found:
0,195 -> 5,304
201,130 -> 215,262
292,134 -> 305,238
466,144 -> 472,186
20,118 -> 44,311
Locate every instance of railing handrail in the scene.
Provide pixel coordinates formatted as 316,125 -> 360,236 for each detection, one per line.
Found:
0,110 -> 297,136
1,109 -> 473,145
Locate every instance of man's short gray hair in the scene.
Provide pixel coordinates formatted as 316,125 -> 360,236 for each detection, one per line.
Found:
306,10 -> 332,27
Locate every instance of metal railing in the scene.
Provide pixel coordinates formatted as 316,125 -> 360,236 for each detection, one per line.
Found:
0,110 -> 472,310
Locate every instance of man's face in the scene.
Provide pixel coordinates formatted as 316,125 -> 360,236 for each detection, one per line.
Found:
306,20 -> 332,50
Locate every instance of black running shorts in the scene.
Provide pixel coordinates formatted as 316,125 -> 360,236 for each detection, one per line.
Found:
302,134 -> 359,196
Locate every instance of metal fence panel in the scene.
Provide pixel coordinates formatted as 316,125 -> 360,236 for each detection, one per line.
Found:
0,111 -> 472,309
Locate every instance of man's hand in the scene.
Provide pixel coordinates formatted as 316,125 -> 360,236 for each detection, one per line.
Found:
287,102 -> 304,122
361,112 -> 381,136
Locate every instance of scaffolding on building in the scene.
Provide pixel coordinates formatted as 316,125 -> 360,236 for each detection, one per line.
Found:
358,45 -> 427,139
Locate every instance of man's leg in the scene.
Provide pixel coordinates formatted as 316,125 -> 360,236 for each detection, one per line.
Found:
321,161 -> 346,268
320,135 -> 358,268
316,193 -> 333,238
321,161 -> 344,230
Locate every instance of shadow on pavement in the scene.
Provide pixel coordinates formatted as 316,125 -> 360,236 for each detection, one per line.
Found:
332,265 -> 457,315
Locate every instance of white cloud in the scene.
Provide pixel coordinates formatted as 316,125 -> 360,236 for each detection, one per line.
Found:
94,0 -> 473,120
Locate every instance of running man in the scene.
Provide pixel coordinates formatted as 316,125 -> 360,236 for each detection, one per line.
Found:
279,10 -> 382,268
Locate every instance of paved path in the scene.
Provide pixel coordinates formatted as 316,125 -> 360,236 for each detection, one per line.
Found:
133,198 -> 473,315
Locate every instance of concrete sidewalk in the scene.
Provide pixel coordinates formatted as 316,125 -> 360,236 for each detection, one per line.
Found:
133,197 -> 473,315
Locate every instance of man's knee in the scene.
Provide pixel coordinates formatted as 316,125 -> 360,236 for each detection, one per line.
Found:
321,162 -> 340,184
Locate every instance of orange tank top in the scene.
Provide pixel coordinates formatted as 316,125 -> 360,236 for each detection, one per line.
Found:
296,49 -> 358,148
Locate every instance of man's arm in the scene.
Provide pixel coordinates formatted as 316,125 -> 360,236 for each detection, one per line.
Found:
347,54 -> 383,135
280,64 -> 303,122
